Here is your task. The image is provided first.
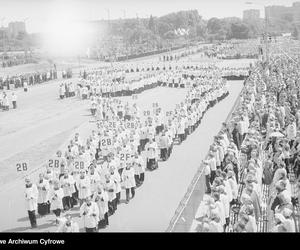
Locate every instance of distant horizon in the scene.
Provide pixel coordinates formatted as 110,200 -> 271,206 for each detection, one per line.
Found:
0,0 -> 298,33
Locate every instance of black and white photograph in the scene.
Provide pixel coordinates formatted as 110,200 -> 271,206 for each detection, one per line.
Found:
0,0 -> 300,236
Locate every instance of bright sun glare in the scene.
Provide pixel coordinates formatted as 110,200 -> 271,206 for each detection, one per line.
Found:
42,2 -> 95,57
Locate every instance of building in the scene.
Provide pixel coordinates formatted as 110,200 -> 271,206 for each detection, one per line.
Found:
243,9 -> 260,21
265,2 -> 300,23
0,27 -> 8,39
8,21 -> 26,38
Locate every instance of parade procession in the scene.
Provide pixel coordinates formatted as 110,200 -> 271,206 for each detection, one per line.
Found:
0,0 -> 300,238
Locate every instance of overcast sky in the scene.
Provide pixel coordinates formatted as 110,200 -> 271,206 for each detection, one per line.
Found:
0,0 -> 297,33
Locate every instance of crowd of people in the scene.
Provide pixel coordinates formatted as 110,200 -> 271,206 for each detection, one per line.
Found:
62,69 -> 73,79
205,40 -> 259,60
1,53 -> 37,68
191,53 -> 300,232
25,69 -> 230,232
0,68 -> 58,91
159,45 -> 210,62
66,62 -> 248,101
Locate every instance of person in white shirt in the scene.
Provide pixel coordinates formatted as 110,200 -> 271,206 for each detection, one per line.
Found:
209,209 -> 224,232
60,170 -> 75,211
3,93 -> 9,111
109,164 -> 121,205
37,173 -> 50,216
203,161 -> 211,194
49,180 -> 64,225
218,186 -> 230,231
105,174 -> 117,215
207,152 -> 217,184
227,170 -> 238,205
80,196 -> 99,232
93,186 -> 109,230
77,171 -> 91,206
11,92 -> 17,109
212,192 -> 226,231
25,178 -> 38,228
145,138 -> 158,171
132,153 -> 146,186
122,163 -> 136,204
23,81 -> 28,92
177,117 -> 186,143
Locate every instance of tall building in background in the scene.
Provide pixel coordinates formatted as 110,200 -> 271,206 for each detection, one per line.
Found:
8,21 -> 26,38
243,9 -> 260,21
265,2 -> 300,23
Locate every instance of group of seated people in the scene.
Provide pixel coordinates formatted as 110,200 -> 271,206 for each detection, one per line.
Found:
192,54 -> 300,232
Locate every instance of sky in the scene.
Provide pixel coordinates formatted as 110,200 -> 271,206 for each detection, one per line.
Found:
0,0 -> 297,33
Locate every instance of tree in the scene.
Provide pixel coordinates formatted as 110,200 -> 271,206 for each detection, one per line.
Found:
196,22 -> 207,39
229,22 -> 250,39
157,21 -> 172,37
207,18 -> 223,34
164,30 -> 176,39
148,15 -> 155,33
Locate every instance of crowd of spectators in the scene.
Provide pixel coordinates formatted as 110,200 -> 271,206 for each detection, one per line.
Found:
191,52 -> 300,232
205,40 -> 259,60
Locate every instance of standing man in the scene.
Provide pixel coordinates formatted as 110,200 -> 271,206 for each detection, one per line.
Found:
49,180 -> 64,225
158,131 -> 169,161
3,92 -> 9,111
11,92 -> 17,109
23,81 -> 28,92
25,178 -> 38,229
59,84 -> 65,99
121,163 -> 136,204
145,138 -> 158,171
80,196 -> 99,232
37,173 -> 50,216
93,187 -> 109,230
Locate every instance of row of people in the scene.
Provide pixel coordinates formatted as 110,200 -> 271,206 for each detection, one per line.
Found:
1,58 -> 37,68
0,69 -> 58,90
72,64 -> 248,101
